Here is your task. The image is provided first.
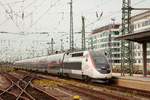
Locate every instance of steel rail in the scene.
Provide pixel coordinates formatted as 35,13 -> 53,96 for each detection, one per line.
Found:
16,76 -> 34,100
30,83 -> 58,100
6,73 -> 35,100
38,74 -> 150,99
96,83 -> 150,98
36,75 -> 129,100
0,73 -> 35,100
1,72 -> 58,100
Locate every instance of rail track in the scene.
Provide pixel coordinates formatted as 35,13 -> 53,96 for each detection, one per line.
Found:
62,76 -> 150,99
36,74 -> 150,100
0,72 -> 58,100
2,70 -> 150,100
35,75 -> 134,100
0,90 -> 17,100
92,81 -> 150,99
58,83 -> 129,100
72,79 -> 150,99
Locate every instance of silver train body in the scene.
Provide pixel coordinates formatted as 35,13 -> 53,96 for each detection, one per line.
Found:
14,50 -> 112,80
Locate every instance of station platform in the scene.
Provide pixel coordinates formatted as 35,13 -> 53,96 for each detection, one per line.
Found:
112,73 -> 150,92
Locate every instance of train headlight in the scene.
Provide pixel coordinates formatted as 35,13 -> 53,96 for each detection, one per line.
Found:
106,64 -> 111,70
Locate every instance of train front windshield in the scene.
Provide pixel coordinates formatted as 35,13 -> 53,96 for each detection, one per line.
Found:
91,51 -> 108,64
91,51 -> 111,74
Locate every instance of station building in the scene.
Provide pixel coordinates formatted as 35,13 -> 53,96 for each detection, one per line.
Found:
88,11 -> 150,70
87,24 -> 121,67
131,11 -> 150,70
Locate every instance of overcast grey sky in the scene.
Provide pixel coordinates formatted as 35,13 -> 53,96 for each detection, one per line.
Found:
0,0 -> 150,51
0,0 -> 149,32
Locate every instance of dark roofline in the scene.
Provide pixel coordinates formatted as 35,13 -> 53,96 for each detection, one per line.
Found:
91,24 -> 120,34
115,30 -> 150,43
131,11 -> 150,22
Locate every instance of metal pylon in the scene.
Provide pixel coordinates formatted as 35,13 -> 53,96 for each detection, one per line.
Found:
69,0 -> 74,52
121,0 -> 134,76
81,16 -> 86,50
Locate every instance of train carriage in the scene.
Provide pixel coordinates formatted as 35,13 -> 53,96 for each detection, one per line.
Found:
14,50 -> 112,81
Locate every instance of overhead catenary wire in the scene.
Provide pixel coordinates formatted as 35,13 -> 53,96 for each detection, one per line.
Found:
0,1 -> 22,32
2,0 -> 25,5
84,0 -> 149,29
0,0 -> 149,33
27,0 -> 69,35
17,0 -> 47,18
29,0 -> 62,28
0,17 -> 10,26
23,0 -> 38,10
22,0 -> 48,18
1,0 -> 47,23
0,0 -> 64,33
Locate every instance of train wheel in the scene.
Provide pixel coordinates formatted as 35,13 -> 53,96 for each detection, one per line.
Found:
83,75 -> 91,82
57,72 -> 61,77
58,72 -> 63,78
64,73 -> 69,78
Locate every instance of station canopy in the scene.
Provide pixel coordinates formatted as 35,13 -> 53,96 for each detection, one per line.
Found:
115,30 -> 150,43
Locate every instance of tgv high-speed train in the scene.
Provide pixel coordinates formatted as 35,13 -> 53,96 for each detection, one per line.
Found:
14,50 -> 112,81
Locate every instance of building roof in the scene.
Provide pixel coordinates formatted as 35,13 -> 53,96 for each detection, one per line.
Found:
131,11 -> 150,22
91,24 -> 120,34
115,30 -> 150,43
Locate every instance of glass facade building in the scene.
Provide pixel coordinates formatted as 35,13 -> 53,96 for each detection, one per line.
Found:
88,11 -> 150,70
88,24 -> 121,66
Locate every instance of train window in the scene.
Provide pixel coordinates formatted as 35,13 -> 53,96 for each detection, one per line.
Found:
66,52 -> 69,55
63,62 -> 82,70
86,58 -> 88,62
71,53 -> 83,57
105,52 -> 107,56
